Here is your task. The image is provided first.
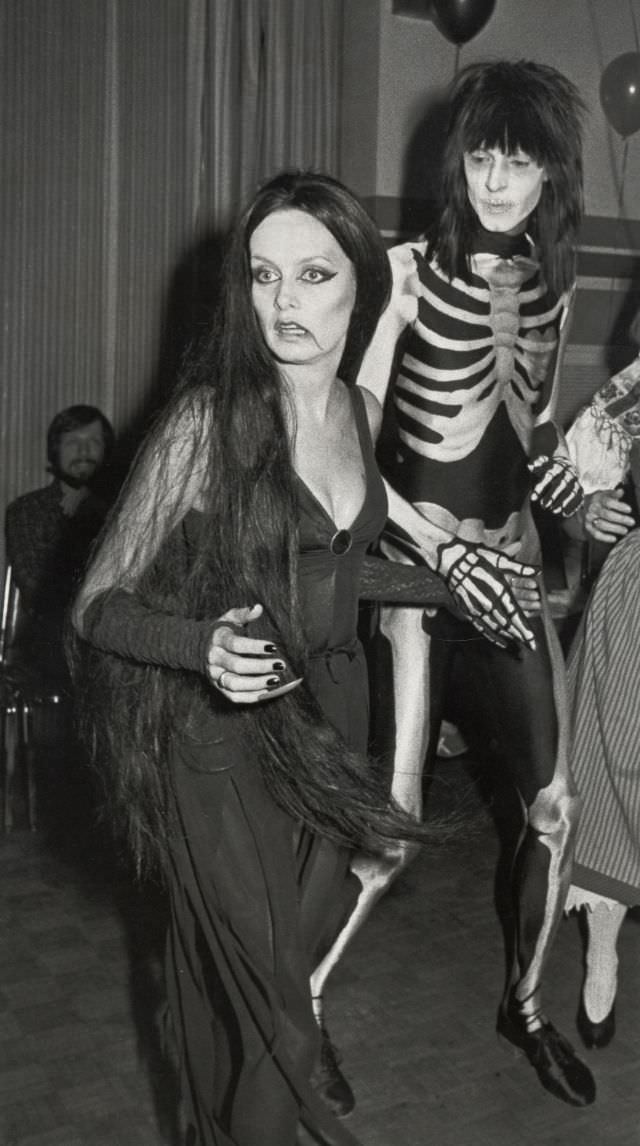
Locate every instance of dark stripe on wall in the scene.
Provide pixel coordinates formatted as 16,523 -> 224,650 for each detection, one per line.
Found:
364,196 -> 640,274
571,287 -> 640,346
578,251 -> 640,279
364,197 -> 640,356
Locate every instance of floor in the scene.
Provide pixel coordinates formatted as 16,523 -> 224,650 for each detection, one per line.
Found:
1,743 -> 640,1146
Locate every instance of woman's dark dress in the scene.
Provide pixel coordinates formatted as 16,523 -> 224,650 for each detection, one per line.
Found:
163,388 -> 387,1145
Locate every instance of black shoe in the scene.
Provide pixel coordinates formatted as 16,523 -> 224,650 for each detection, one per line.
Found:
311,1021 -> 355,1118
577,997 -> 616,1050
497,1001 -> 596,1107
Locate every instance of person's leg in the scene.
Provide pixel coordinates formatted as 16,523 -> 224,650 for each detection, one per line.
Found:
470,606 -> 595,1104
167,752 -> 329,1146
310,604 -> 449,1004
307,605 -> 453,1117
565,887 -> 625,1048
577,897 -> 627,1048
583,901 -> 626,1023
295,828 -> 361,1117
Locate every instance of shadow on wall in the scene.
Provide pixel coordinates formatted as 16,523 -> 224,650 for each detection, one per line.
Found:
113,227 -> 229,478
398,92 -> 450,237
604,257 -> 640,375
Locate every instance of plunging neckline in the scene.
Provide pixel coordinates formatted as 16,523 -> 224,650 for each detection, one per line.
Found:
295,472 -> 368,535
294,388 -> 370,534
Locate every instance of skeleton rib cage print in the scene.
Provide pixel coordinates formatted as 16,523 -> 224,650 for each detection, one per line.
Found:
392,242 -> 571,535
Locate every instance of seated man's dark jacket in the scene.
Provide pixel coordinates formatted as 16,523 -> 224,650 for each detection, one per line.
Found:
5,482 -> 107,690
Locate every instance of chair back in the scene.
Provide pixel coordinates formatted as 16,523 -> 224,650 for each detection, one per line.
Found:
0,563 -> 21,668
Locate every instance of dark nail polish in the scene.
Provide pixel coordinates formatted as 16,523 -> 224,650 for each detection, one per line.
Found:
272,660 -> 285,671
266,676 -> 281,689
263,643 -> 278,654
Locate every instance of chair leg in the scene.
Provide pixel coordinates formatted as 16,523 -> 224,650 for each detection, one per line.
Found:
21,703 -> 37,831
25,743 -> 37,831
3,708 -> 19,833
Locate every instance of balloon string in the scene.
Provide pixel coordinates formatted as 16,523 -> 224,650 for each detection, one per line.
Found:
629,0 -> 640,51
454,44 -> 460,76
619,138 -> 629,209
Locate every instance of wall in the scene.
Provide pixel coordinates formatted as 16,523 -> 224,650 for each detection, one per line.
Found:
1,0 -> 343,581
341,0 -> 640,425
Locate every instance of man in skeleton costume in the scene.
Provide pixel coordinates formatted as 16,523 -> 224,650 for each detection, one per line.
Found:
313,61 -> 597,1112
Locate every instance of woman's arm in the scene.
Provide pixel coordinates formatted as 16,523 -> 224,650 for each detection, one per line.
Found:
81,590 -> 294,705
73,397 -> 210,630
73,399 -> 296,703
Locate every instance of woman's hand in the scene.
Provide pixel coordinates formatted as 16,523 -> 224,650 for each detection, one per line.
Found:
501,539 -> 542,617
206,604 -> 301,704
584,488 -> 635,544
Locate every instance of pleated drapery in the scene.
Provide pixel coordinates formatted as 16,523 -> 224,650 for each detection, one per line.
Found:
1,0 -> 343,567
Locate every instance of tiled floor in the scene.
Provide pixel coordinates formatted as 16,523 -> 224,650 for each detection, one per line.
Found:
1,749 -> 639,1146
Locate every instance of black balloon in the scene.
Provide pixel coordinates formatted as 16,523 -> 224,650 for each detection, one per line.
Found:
431,0 -> 496,45
600,52 -> 640,138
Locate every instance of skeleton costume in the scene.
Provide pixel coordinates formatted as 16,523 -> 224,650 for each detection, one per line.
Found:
310,224 -> 595,1113
311,61 -> 595,1114
385,226 -> 573,804
378,226 -> 596,1102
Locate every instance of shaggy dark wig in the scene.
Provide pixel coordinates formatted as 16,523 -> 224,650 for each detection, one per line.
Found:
430,60 -> 586,296
69,171 -> 431,879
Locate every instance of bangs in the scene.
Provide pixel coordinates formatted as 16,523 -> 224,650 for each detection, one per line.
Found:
458,94 -> 560,165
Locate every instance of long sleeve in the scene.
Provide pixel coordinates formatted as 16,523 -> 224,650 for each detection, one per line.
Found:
359,554 -> 453,606
81,588 -> 215,674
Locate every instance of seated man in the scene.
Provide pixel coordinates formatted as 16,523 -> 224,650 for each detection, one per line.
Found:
4,404 -> 115,833
6,403 -> 115,690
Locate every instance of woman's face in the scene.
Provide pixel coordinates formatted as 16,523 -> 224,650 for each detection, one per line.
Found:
250,209 -> 356,370
463,145 -> 547,234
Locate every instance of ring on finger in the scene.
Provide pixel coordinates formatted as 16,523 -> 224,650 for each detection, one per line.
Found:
218,670 -> 231,691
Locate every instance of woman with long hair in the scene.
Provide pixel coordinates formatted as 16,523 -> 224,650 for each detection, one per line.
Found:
70,170 -> 463,1146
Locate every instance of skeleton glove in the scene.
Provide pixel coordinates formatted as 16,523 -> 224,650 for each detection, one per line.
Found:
435,539 -> 537,651
529,454 -> 584,517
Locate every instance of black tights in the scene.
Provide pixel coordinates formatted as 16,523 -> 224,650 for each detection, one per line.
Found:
425,607 -> 579,1014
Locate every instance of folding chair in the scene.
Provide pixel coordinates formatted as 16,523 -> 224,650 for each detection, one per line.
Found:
0,563 -> 66,831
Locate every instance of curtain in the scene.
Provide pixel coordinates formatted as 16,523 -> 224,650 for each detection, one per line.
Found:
0,0 -> 343,569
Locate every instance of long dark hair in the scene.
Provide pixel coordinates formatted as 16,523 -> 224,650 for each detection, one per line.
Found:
71,171 -> 426,879
430,60 -> 585,296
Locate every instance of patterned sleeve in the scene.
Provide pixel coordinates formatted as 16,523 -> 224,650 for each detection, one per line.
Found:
359,554 -> 453,606
566,405 -> 629,494
81,588 -> 216,673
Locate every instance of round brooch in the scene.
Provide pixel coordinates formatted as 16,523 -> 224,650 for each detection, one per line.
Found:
330,529 -> 353,556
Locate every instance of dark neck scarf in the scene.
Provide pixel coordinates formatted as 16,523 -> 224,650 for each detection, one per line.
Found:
470,222 -> 531,259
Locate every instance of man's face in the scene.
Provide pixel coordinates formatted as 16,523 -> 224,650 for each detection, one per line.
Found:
56,420 -> 106,487
463,146 -> 547,235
